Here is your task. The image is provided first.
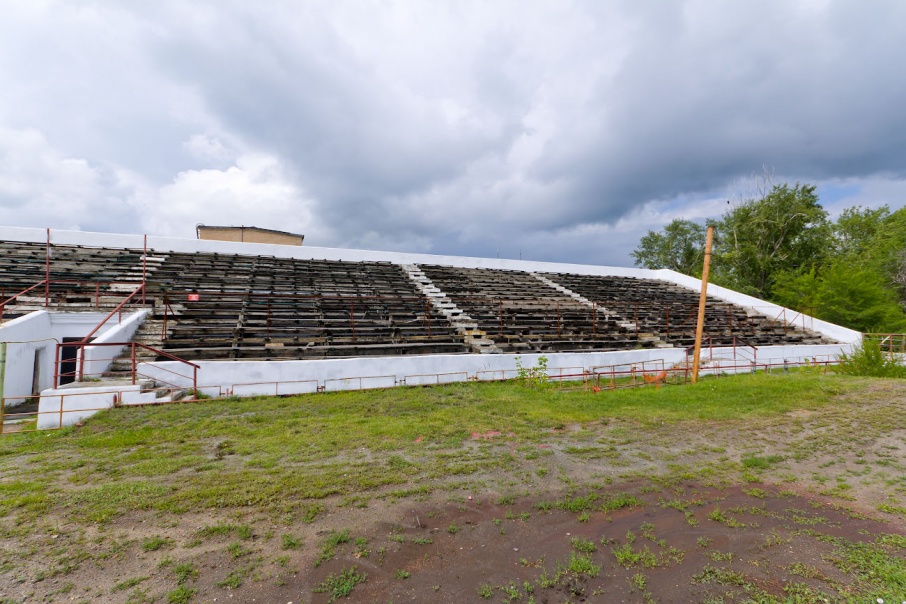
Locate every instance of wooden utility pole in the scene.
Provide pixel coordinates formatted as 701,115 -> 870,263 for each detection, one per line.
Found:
691,226 -> 714,384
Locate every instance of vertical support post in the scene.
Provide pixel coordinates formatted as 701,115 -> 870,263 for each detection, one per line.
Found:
142,234 -> 147,305
0,342 -> 6,420
162,293 -> 169,340
45,228 -> 50,307
54,343 -> 61,388
634,304 -> 638,340
78,342 -> 85,382
131,343 -> 136,385
692,226 -> 715,384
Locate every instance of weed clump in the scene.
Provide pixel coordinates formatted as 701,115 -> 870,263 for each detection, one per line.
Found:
836,338 -> 906,378
315,529 -> 351,567
314,566 -> 366,603
515,355 -> 550,388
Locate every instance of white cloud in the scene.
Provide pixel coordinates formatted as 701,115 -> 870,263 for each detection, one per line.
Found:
142,153 -> 315,239
0,126 -> 140,231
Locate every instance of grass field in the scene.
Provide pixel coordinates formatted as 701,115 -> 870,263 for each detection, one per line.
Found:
1,371 -> 905,602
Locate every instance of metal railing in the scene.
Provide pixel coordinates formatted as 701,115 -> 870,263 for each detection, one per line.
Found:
864,333 -> 906,357
54,341 -> 198,392
1,384 -> 206,434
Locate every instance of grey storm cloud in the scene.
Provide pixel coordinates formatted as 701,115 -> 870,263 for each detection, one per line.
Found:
1,0 -> 906,265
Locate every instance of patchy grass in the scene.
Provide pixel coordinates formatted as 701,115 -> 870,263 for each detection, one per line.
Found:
1,372 -> 905,602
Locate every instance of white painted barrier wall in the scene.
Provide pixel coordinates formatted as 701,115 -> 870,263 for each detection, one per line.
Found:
82,309 -> 149,378
138,344 -> 851,398
36,382 -> 160,429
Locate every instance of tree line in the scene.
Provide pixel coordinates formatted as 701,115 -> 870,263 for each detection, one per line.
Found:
631,183 -> 906,333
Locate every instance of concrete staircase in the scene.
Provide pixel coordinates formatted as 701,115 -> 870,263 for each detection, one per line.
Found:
401,263 -> 501,354
531,273 -> 671,349
101,313 -> 187,402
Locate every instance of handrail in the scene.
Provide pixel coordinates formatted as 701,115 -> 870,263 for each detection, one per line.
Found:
134,342 -> 200,368
685,337 -> 712,355
732,335 -> 758,351
78,284 -> 146,345
1,278 -> 152,320
0,280 -> 48,320
75,284 -> 146,380
56,340 -> 198,392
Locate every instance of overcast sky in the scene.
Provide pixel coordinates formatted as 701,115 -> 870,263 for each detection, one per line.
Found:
1,1 -> 905,266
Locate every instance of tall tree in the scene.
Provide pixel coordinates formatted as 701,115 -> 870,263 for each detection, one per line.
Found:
713,183 -> 829,298
630,218 -> 706,275
832,205 -> 890,258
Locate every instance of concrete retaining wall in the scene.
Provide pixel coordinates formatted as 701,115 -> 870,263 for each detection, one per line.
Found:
139,343 -> 851,398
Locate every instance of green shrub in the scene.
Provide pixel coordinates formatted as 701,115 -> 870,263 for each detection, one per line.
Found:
836,338 -> 906,378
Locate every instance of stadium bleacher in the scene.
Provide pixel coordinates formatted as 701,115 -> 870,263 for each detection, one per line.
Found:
0,239 -> 832,362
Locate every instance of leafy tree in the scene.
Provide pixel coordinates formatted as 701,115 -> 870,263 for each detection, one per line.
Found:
764,264 -> 906,333
631,181 -> 906,333
712,183 -> 829,298
815,264 -> 906,332
862,207 -> 906,292
630,219 -> 706,275
770,268 -> 821,316
832,205 -> 890,258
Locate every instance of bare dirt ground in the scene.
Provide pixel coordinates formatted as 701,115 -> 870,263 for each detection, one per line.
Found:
1,377 -> 905,603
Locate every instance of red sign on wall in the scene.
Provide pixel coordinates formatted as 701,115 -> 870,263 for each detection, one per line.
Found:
188,293 -> 200,302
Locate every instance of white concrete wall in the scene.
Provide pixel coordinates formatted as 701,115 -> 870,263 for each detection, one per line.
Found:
36,383 -> 157,429
138,348 -> 692,396
700,343 -> 851,373
0,309 -> 146,405
0,311 -> 53,406
82,309 -> 149,378
138,342 -> 854,400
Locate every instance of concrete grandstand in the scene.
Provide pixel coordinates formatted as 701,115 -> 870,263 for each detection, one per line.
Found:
0,226 -> 859,430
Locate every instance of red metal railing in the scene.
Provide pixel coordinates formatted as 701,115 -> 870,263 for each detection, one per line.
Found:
1,279 -> 150,322
0,280 -> 48,321
70,284 -> 146,381
54,340 -> 198,391
863,333 -> 906,359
